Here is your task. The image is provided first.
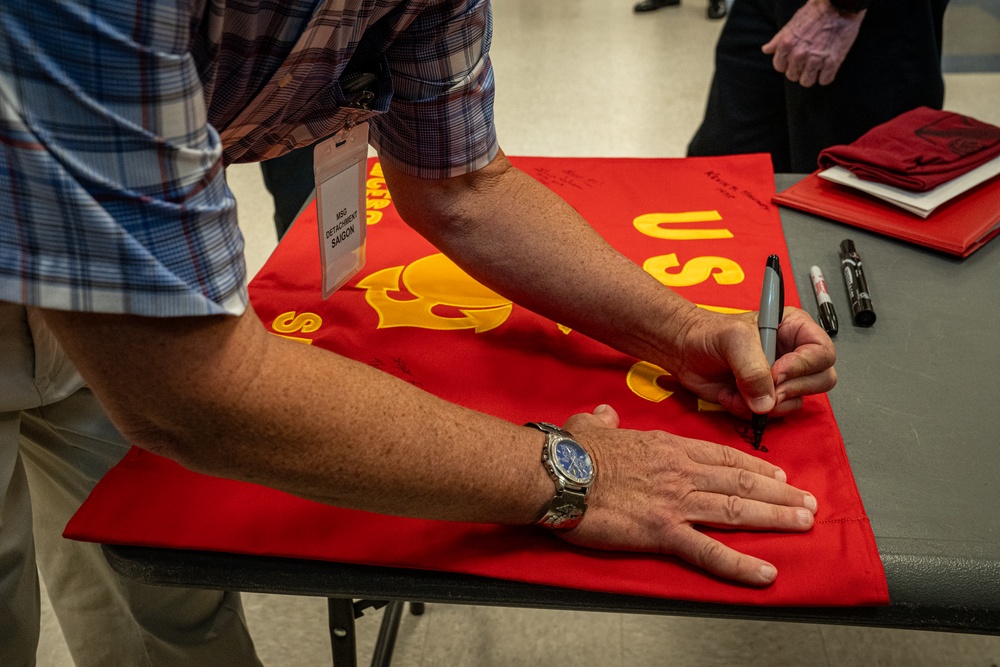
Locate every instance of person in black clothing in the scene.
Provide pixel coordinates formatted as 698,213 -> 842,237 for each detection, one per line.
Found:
687,0 -> 949,172
260,146 -> 319,239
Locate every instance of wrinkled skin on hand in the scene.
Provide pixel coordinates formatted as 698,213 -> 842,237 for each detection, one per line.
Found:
555,406 -> 818,585
659,305 -> 837,420
762,0 -> 866,87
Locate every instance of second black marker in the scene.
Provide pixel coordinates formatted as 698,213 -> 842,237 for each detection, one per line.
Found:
839,239 -> 876,327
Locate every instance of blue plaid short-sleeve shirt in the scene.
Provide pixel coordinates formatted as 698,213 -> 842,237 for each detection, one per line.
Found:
0,0 -> 498,316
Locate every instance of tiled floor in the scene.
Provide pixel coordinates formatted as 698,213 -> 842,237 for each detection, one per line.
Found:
36,1 -> 1000,665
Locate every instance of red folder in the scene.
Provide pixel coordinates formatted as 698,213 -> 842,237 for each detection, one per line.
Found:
65,154 -> 888,607
773,171 -> 1000,257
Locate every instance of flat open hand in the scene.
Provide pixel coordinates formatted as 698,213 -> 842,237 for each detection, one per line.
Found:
555,406 -> 817,585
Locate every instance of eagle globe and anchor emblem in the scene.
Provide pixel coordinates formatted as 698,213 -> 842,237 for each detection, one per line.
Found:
356,252 -> 516,333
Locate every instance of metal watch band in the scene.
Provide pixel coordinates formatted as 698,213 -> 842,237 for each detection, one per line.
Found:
526,421 -> 573,439
535,487 -> 588,530
525,422 -> 592,530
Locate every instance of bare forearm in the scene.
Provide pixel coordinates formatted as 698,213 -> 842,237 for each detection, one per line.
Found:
384,152 -> 699,370
39,306 -> 552,525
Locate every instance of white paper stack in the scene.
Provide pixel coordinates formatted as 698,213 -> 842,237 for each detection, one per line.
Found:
818,154 -> 1000,218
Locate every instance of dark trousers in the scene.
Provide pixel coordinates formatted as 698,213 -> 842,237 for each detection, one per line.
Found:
260,144 -> 318,239
687,0 -> 949,172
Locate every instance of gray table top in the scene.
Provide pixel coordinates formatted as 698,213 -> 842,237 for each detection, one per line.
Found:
776,174 -> 1000,611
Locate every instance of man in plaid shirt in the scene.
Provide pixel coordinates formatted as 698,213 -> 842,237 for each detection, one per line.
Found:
1,2 -> 836,664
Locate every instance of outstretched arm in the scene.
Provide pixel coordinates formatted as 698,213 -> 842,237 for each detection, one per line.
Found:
39,302 -> 816,585
34,148 -> 831,585
382,149 -> 837,418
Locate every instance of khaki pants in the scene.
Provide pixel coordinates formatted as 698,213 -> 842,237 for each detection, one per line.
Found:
0,302 -> 261,667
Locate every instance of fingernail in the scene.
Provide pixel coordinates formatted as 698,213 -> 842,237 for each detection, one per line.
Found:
773,467 -> 787,483
750,395 -> 775,413
594,404 -> 609,414
803,493 -> 818,513
758,564 -> 777,583
797,508 -> 814,526
775,373 -> 788,385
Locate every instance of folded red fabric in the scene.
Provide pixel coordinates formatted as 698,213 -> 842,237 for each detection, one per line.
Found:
818,107 -> 1000,192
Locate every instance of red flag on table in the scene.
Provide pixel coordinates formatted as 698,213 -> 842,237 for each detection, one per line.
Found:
66,154 -> 888,607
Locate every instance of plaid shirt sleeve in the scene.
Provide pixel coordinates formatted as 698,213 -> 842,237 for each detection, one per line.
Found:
0,1 -> 247,317
370,0 -> 500,179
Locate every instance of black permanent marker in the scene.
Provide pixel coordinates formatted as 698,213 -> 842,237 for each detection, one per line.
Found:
809,265 -> 839,335
839,239 -> 876,327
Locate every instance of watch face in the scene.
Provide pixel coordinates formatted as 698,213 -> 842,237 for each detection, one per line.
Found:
553,439 -> 594,485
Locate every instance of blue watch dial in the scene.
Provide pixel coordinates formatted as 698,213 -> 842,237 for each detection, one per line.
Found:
554,439 -> 593,485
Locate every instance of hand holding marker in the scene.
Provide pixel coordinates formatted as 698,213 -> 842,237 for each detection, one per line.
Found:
752,254 -> 783,450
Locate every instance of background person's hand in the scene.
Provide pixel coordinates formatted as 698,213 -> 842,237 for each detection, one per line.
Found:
556,406 -> 818,585
762,0 -> 866,87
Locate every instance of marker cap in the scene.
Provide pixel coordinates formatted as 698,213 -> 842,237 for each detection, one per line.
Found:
853,303 -> 877,327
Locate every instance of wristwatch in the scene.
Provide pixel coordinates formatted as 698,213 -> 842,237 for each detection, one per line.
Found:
526,422 -> 595,530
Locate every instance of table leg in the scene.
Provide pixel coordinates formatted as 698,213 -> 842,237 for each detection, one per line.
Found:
370,600 -> 404,667
327,598 -> 359,667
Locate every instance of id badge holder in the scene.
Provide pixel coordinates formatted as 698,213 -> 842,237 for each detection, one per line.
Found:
313,123 -> 369,298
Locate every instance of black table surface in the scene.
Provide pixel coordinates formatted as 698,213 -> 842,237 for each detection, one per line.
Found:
104,175 -> 1000,634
